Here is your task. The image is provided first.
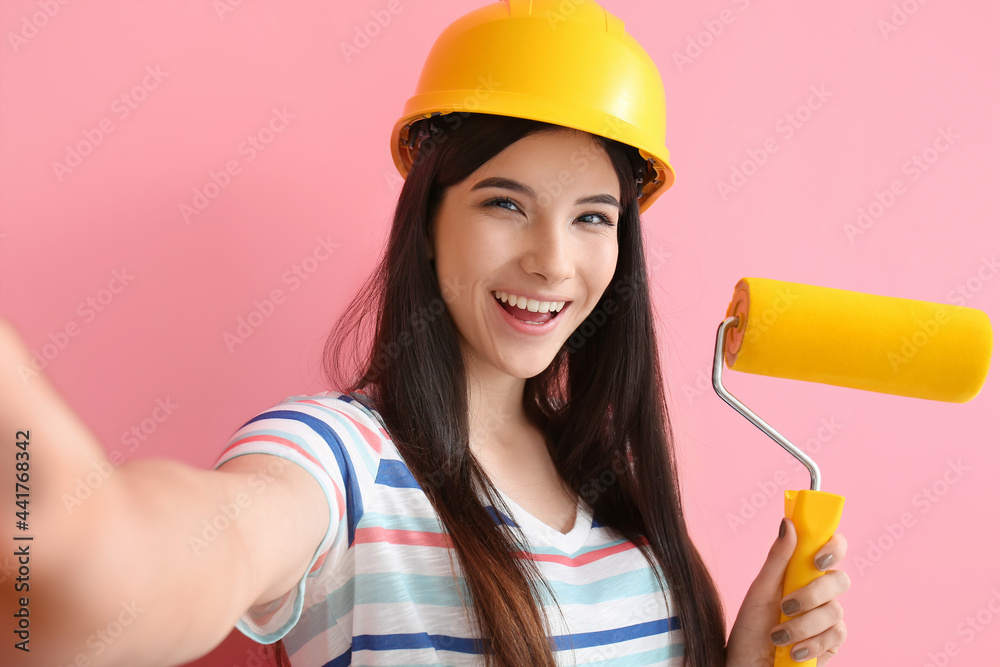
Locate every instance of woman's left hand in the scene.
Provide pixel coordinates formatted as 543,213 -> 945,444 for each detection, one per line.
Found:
725,518 -> 850,666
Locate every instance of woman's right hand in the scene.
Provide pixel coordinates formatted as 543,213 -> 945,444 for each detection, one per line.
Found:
725,518 -> 849,666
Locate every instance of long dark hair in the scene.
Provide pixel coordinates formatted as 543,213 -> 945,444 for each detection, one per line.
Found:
273,112 -> 726,667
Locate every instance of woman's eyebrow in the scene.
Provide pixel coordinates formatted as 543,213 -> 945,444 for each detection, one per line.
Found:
577,194 -> 623,216
471,176 -> 535,197
471,176 -> 622,215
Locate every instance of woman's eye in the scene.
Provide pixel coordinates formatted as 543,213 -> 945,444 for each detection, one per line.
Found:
486,197 -> 519,212
579,212 -> 616,227
485,198 -> 614,227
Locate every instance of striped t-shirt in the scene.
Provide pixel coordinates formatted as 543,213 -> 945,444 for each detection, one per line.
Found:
213,391 -> 684,666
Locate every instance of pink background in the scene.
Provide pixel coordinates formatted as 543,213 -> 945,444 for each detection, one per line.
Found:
2,0 -> 998,665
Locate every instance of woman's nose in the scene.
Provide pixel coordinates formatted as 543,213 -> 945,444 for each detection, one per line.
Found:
519,218 -> 575,283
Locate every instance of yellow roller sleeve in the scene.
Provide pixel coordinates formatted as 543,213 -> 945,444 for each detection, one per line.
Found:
724,277 -> 993,403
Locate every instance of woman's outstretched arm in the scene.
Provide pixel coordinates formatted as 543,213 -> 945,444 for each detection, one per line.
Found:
0,318 -> 329,666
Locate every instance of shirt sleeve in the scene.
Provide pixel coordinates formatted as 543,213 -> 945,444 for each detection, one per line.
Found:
212,391 -> 386,644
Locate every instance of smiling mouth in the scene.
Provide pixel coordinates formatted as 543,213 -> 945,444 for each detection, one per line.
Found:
492,290 -> 567,325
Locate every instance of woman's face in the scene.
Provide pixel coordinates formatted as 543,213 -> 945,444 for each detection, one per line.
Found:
431,128 -> 621,381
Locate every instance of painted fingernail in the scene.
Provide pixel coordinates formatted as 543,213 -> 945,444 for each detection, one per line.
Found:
792,647 -> 810,661
781,599 -> 801,615
770,630 -> 790,645
816,553 -> 834,571
778,519 -> 786,539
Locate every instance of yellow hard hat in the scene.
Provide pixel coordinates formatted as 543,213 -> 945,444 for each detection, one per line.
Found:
390,0 -> 674,214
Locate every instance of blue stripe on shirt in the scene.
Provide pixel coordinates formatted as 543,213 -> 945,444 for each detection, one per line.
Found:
248,409 -> 364,546
321,646 -> 351,667
375,460 -> 515,528
353,631 -> 486,654
375,458 -> 421,488
550,617 -> 681,651
321,618 -> 679,661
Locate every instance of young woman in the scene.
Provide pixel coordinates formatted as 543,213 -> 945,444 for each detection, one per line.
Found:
4,1 -> 848,666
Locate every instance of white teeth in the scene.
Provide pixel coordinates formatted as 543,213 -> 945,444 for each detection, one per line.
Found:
492,291 -> 567,313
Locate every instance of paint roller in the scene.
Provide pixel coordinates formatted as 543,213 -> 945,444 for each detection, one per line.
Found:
712,277 -> 992,667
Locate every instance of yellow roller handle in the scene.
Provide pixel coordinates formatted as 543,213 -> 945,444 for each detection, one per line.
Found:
774,490 -> 845,667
